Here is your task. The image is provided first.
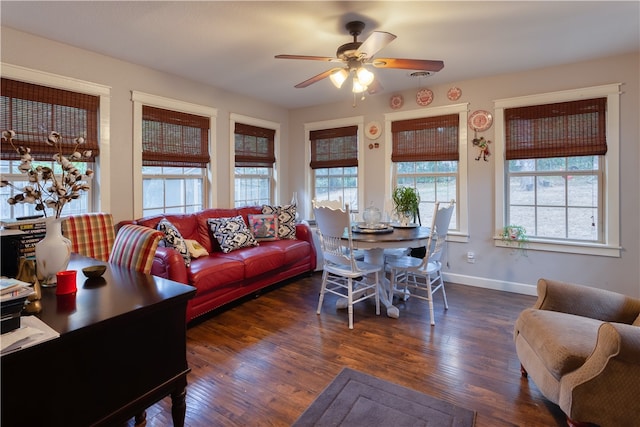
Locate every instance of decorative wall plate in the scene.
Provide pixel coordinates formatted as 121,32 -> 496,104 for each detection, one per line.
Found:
468,110 -> 493,132
447,87 -> 462,101
416,89 -> 433,106
365,121 -> 382,139
390,94 -> 404,110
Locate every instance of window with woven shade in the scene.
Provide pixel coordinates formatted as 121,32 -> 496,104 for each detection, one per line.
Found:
1,77 -> 100,162
494,84 -> 623,254
141,105 -> 210,215
309,125 -> 359,210
234,122 -> 276,207
391,114 -> 459,229
142,105 -> 210,168
1,77 -> 100,219
505,98 -> 607,160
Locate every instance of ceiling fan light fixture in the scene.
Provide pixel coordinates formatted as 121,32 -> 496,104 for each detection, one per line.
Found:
352,78 -> 367,94
329,69 -> 349,88
356,67 -> 374,86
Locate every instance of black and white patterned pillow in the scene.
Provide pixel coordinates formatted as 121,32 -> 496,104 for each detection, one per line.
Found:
262,204 -> 297,239
207,216 -> 259,253
157,218 -> 191,267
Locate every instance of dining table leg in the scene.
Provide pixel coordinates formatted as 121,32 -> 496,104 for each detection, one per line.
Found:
363,248 -> 400,319
333,247 -> 400,318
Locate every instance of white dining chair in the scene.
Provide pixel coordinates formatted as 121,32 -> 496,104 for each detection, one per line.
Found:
386,200 -> 455,325
312,197 -> 343,210
314,203 -> 381,329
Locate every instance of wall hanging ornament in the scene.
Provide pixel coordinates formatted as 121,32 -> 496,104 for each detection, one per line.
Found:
472,135 -> 491,161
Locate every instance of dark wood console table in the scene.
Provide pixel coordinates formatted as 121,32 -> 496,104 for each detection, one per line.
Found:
1,254 -> 196,426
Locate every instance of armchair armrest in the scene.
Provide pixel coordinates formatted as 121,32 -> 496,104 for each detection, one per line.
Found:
150,246 -> 189,284
534,278 -> 640,324
559,322 -> 640,426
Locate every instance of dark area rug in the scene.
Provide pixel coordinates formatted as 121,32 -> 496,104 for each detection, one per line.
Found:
293,367 -> 476,426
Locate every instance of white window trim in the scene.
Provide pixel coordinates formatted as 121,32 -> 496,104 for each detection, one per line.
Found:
493,84 -> 622,257
305,116 -> 365,219
229,114 -> 280,206
384,104 -> 469,243
131,91 -> 217,217
1,62 -> 112,214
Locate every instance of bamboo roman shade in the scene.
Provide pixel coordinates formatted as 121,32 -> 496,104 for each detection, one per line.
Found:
1,77 -> 100,161
234,123 -> 276,167
142,105 -> 210,168
391,114 -> 459,162
309,125 -> 358,169
505,98 -> 607,160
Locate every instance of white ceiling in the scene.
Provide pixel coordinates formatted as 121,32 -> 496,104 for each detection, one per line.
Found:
2,1 -> 639,109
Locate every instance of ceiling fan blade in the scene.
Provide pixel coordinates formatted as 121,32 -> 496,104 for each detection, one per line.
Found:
275,54 -> 339,62
294,68 -> 342,88
371,58 -> 445,72
355,31 -> 397,59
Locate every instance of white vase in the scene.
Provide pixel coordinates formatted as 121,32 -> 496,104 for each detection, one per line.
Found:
36,217 -> 72,287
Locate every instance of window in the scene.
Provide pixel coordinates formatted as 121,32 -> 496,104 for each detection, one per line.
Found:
131,94 -> 215,217
310,125 -> 359,211
0,77 -> 100,219
390,113 -> 461,230
233,122 -> 275,207
494,85 -> 621,256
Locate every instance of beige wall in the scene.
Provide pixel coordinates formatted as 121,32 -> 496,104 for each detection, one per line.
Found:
2,27 -> 638,297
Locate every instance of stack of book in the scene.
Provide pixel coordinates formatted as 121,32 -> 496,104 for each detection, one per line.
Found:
0,217 -> 47,277
0,217 -> 47,261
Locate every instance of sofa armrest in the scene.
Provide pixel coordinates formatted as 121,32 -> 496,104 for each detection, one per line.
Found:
296,222 -> 317,271
150,246 -> 189,285
559,322 -> 640,426
534,278 -> 640,324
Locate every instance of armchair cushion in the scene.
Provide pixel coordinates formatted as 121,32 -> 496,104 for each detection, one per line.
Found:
515,308 -> 601,380
109,224 -> 163,274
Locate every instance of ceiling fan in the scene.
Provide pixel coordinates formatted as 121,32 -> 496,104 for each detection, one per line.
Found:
275,21 -> 444,95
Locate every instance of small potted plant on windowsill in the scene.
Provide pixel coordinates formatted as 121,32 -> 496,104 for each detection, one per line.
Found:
499,224 -> 529,256
392,186 -> 420,226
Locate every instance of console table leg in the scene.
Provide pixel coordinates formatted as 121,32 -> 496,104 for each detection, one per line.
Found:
134,410 -> 146,425
171,386 -> 187,427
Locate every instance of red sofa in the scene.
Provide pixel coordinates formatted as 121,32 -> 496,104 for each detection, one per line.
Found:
124,206 -> 317,323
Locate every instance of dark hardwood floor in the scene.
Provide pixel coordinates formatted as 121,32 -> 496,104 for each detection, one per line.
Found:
129,273 -> 567,426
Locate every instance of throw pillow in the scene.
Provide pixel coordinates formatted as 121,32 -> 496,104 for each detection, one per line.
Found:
184,239 -> 209,258
157,219 -> 191,267
247,214 -> 279,241
207,216 -> 259,253
262,204 -> 297,239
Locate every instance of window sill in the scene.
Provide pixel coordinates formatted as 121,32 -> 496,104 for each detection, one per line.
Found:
494,237 -> 621,258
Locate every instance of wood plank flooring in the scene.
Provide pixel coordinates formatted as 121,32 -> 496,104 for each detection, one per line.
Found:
128,273 -> 567,426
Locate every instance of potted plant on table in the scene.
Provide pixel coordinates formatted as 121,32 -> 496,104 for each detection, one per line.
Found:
392,186 -> 420,226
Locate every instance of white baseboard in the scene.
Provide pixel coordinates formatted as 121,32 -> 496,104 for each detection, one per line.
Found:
442,273 -> 537,296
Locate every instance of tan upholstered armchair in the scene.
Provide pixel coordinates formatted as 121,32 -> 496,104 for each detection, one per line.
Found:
514,278 -> 640,427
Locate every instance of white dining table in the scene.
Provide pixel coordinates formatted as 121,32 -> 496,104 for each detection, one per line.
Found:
343,224 -> 432,318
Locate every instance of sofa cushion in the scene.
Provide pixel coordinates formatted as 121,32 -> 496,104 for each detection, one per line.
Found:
261,239 -> 311,265
247,214 -> 279,241
196,209 -> 242,252
516,308 -> 601,380
262,204 -> 297,239
157,219 -> 191,267
221,245 -> 285,278
207,216 -> 258,253
187,255 -> 245,294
